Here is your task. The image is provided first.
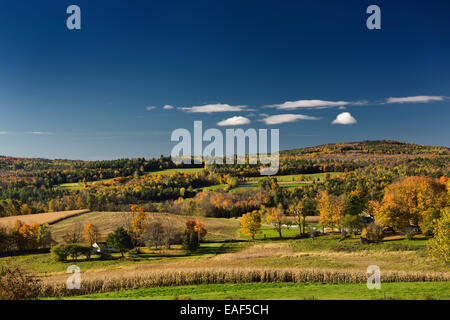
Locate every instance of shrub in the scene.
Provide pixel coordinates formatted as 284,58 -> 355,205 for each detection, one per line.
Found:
65,244 -> 93,261
51,244 -> 68,262
52,244 -> 92,261
361,222 -> 383,243
404,232 -> 414,241
0,262 -> 40,300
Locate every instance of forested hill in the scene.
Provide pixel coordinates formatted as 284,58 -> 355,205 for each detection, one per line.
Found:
282,140 -> 450,156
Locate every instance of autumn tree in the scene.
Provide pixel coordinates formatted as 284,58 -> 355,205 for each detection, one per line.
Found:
128,205 -> 149,246
240,210 -> 261,240
288,196 -> 316,235
376,176 -> 447,232
63,223 -> 83,244
427,207 -> 449,264
317,191 -> 344,232
265,205 -> 286,239
84,223 -> 99,245
182,219 -> 207,251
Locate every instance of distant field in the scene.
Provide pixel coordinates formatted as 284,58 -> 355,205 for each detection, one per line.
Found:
59,179 -> 110,190
146,168 -> 204,175
246,172 -> 343,183
66,281 -> 450,300
0,209 -> 90,228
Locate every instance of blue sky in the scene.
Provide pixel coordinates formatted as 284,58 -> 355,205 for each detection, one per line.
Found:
0,0 -> 449,160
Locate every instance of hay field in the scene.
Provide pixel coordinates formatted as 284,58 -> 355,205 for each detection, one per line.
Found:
50,211 -> 241,243
0,209 -> 90,228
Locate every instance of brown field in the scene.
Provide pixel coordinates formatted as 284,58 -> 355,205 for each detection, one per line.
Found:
0,209 -> 90,228
50,211 -> 241,243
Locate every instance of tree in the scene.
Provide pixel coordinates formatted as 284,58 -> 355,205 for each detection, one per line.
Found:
376,176 -> 447,232
427,207 -> 449,264
317,191 -> 344,232
343,190 -> 367,216
341,215 -> 366,235
63,223 -> 83,244
106,227 -> 134,257
240,210 -> 261,240
288,196 -> 316,236
129,205 -> 149,246
144,222 -> 164,249
84,223 -> 99,245
265,205 -> 286,239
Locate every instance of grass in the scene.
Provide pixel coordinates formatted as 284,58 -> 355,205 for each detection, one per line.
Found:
288,235 -> 428,253
63,281 -> 450,300
0,242 -> 243,275
240,226 -> 301,239
59,179 -> 110,190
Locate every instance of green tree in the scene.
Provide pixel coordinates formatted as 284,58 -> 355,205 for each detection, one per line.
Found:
106,227 -> 134,257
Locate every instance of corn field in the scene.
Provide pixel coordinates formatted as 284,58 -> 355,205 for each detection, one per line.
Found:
37,267 -> 450,298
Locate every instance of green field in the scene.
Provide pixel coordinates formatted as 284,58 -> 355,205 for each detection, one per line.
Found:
59,179 -> 110,190
146,168 -> 205,175
65,282 -> 450,300
240,225 -> 301,239
246,172 -> 343,183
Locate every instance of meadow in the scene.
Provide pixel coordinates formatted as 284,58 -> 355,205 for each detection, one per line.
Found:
64,281 -> 450,300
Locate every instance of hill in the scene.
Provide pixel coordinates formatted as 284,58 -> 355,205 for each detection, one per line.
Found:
282,140 -> 450,156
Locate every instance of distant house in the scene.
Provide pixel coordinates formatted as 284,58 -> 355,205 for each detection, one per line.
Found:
92,242 -> 108,253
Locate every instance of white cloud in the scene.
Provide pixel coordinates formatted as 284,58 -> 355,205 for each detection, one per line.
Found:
179,103 -> 247,113
163,105 -> 174,110
30,131 -> 52,135
386,96 -> 444,104
217,116 -> 251,126
338,106 -> 347,110
261,114 -> 320,125
270,99 -> 350,110
331,112 -> 357,125
0,131 -> 8,135
146,106 -> 156,111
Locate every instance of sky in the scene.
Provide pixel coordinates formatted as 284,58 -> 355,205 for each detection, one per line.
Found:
0,0 -> 449,160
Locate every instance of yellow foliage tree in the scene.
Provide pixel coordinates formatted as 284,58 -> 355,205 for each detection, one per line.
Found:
84,223 -> 99,245
376,176 -> 447,232
427,207 -> 449,264
265,205 -> 286,239
240,210 -> 261,240
317,191 -> 344,232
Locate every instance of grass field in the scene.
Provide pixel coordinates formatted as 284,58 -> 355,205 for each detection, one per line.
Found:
146,168 -> 205,175
0,209 -> 90,228
246,172 -> 343,183
65,281 -> 450,300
